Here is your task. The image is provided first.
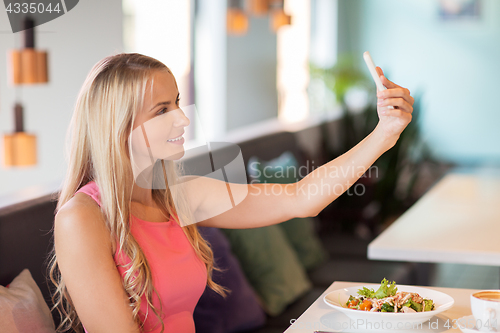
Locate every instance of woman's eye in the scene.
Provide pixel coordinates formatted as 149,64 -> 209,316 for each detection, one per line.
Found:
156,97 -> 180,116
157,108 -> 168,116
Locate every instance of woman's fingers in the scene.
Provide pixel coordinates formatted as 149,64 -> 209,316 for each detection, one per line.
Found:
379,74 -> 400,90
377,97 -> 413,114
375,66 -> 415,111
375,66 -> 384,78
378,88 -> 414,108
377,86 -> 414,110
380,108 -> 412,122
375,67 -> 399,89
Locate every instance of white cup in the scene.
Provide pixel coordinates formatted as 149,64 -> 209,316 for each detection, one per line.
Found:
471,290 -> 500,332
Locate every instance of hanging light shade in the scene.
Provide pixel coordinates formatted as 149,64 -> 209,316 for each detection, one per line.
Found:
271,8 -> 291,32
227,8 -> 249,35
3,103 -> 37,167
9,17 -> 49,85
10,50 -> 23,85
249,0 -> 269,16
3,133 -> 37,167
269,0 -> 291,32
35,50 -> 48,82
227,0 -> 248,35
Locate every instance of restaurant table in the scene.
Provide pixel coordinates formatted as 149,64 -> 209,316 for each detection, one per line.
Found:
368,173 -> 500,268
284,281 -> 477,332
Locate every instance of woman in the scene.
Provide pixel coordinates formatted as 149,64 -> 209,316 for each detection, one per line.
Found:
50,53 -> 413,333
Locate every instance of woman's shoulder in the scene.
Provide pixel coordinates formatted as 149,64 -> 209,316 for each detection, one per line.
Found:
55,181 -> 104,228
55,192 -> 114,255
60,191 -> 102,216
75,181 -> 102,206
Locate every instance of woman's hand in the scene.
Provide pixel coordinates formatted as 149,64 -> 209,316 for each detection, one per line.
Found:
374,67 -> 414,149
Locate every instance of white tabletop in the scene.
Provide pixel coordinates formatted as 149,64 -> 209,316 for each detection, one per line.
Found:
285,281 -> 477,333
367,173 -> 500,266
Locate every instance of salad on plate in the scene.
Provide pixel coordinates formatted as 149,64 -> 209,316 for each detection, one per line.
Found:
345,278 -> 435,313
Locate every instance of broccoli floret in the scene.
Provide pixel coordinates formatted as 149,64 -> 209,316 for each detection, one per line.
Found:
423,299 -> 434,311
409,300 -> 423,312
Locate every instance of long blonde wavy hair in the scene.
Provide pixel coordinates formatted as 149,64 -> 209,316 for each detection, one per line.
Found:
48,53 -> 228,333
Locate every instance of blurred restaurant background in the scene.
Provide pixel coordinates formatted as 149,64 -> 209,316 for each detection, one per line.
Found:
1,0 -> 499,332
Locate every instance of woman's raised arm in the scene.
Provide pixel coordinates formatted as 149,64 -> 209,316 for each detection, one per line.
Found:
296,69 -> 413,217
195,68 -> 413,229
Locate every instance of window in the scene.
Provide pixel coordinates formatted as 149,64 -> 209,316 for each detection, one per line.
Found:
276,0 -> 311,122
123,0 -> 195,138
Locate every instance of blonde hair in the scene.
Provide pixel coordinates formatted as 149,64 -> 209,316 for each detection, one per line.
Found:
48,53 -> 228,332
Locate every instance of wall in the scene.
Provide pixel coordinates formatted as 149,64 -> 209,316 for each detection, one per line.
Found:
226,16 -> 278,131
0,0 -> 123,197
194,2 -> 278,137
310,0 -> 338,68
338,0 -> 500,165
194,0 -> 227,141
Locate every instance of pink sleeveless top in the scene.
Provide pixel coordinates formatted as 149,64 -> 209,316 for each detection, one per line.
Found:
74,181 -> 207,333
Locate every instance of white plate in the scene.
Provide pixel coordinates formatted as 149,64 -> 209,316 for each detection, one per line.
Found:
323,284 -> 454,329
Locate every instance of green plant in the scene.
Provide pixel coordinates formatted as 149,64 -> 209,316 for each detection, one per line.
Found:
311,54 -> 375,154
310,54 -> 372,105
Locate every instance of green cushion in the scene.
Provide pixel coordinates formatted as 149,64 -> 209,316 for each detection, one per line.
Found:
280,217 -> 329,270
248,152 -> 329,270
221,225 -> 312,316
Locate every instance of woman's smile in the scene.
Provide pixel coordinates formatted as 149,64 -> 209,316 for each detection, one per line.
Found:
167,135 -> 185,145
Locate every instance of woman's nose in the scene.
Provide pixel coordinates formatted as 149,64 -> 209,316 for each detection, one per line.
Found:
173,108 -> 190,128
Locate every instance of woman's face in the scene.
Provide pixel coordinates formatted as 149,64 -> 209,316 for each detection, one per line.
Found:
130,70 -> 190,164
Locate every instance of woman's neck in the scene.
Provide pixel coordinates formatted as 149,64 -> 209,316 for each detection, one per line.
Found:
131,182 -> 156,207
131,158 -> 157,207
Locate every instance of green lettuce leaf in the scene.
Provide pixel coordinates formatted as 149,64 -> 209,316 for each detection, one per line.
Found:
374,278 -> 398,299
357,286 -> 375,298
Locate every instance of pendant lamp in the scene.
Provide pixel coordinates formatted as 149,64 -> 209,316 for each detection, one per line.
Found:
3,17 -> 42,167
9,17 -> 48,85
227,0 -> 248,35
270,0 -> 291,32
3,103 -> 37,167
249,0 -> 269,16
